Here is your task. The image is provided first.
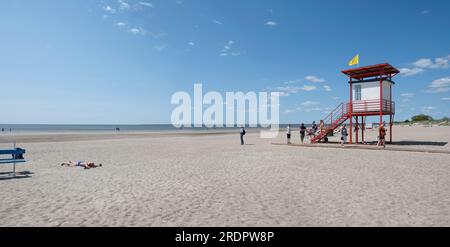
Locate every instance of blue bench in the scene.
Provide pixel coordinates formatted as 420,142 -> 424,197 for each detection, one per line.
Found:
0,147 -> 26,177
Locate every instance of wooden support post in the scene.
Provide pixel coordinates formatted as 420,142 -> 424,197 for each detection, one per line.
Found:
390,114 -> 393,144
355,116 -> 359,144
379,78 -> 383,126
390,82 -> 393,144
349,78 -> 353,144
362,116 -> 365,144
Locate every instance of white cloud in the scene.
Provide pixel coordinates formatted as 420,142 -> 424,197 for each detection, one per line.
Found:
222,40 -> 234,51
265,21 -> 278,27
400,93 -> 415,97
115,22 -> 126,28
220,40 -> 240,57
300,85 -> 317,91
399,67 -> 425,77
283,79 -> 300,85
104,5 -> 116,14
412,58 -> 433,68
139,2 -> 154,8
441,97 -> 450,101
129,28 -> 140,34
275,86 -> 301,96
129,27 -> 146,35
413,57 -> 449,69
400,55 -> 450,77
284,109 -> 295,114
323,85 -> 332,92
213,20 -> 223,25
188,42 -> 195,46
118,0 -> 130,10
421,10 -> 430,15
427,77 -> 450,93
305,75 -> 325,83
332,96 -> 340,100
301,101 -> 320,107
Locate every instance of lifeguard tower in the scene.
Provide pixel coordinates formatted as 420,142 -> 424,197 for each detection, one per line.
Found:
311,63 -> 399,144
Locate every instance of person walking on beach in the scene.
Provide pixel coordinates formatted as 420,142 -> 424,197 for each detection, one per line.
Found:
240,126 -> 246,145
299,123 -> 306,144
340,124 -> 348,146
286,124 -> 292,144
377,123 -> 386,148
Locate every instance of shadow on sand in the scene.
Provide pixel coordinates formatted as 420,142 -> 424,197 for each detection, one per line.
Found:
362,141 -> 448,146
0,171 -> 33,181
392,141 -> 448,146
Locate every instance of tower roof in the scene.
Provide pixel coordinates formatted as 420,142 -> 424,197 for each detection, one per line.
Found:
342,63 -> 400,80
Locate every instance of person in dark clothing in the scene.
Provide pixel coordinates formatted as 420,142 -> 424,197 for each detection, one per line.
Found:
341,124 -> 348,146
240,126 -> 246,145
299,123 -> 306,144
311,121 -> 317,135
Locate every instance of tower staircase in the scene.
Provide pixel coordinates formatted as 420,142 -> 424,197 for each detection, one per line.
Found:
310,102 -> 349,143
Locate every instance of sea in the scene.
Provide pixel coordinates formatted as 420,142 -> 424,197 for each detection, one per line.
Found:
0,124 -> 303,133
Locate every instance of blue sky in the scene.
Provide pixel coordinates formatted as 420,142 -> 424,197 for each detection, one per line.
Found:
0,0 -> 449,124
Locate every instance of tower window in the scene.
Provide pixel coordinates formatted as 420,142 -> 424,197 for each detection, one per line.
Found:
355,85 -> 362,100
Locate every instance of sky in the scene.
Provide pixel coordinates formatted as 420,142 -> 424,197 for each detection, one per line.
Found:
0,0 -> 449,124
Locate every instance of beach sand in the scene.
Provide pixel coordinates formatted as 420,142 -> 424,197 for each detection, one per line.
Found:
0,126 -> 449,226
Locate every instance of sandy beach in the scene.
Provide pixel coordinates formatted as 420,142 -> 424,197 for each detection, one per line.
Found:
1,125 -> 449,227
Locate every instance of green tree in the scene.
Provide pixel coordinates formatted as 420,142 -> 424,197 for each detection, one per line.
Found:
411,114 -> 433,122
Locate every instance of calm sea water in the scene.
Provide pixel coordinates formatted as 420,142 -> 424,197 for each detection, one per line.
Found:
0,124 -> 304,133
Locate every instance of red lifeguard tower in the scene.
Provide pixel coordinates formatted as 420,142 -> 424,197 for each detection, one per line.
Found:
311,63 -> 399,144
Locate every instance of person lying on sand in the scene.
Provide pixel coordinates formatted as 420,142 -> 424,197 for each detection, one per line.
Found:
61,161 -> 102,169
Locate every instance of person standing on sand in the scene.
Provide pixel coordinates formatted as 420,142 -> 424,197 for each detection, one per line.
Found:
312,121 -> 318,136
319,120 -> 324,133
240,126 -> 246,145
299,123 -> 306,144
286,124 -> 292,144
377,123 -> 386,148
340,124 -> 348,146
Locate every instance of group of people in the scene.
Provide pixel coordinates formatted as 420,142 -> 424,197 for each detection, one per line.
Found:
286,120 -> 326,145
285,121 -> 388,148
240,121 -> 387,148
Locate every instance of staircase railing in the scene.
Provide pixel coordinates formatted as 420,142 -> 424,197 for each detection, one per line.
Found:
311,102 -> 349,143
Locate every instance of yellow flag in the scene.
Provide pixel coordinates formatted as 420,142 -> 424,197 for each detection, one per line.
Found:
348,54 -> 359,66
